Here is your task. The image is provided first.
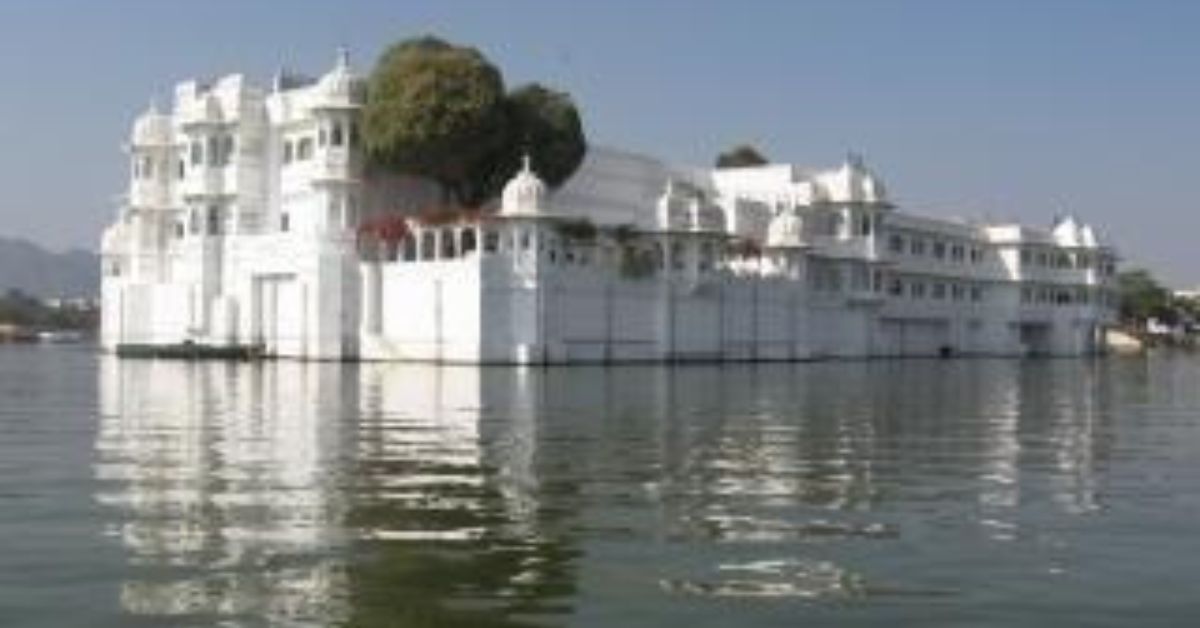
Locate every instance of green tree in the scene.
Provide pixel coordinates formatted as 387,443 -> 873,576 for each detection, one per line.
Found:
362,36 -> 509,204
463,83 -> 587,206
363,37 -> 589,208
715,143 -> 769,168
1116,268 -> 1174,325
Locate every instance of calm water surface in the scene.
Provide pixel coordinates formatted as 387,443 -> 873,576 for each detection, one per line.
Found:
2,345 -> 1200,626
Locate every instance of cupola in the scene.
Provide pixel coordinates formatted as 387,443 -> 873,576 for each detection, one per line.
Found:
501,155 -> 547,216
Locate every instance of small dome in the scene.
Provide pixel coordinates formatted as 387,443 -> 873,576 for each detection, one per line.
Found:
501,155 -> 546,216
1079,224 -> 1099,248
1053,215 -> 1082,247
131,102 -> 172,146
766,209 -> 805,248
313,48 -> 363,107
818,154 -> 888,205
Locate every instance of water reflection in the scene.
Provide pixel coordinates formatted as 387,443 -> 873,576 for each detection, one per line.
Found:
94,357 -> 1116,625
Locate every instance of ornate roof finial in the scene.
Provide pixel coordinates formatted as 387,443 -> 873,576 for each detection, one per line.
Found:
336,46 -> 350,69
521,152 -> 533,174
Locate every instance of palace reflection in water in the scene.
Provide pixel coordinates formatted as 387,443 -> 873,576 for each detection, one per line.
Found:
93,356 -> 1125,626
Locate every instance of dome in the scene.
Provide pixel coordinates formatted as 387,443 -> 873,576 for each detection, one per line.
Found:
312,48 -> 363,108
501,155 -> 547,216
131,102 -> 172,146
1052,215 -> 1082,247
766,209 -> 805,248
1079,224 -> 1099,248
817,154 -> 888,205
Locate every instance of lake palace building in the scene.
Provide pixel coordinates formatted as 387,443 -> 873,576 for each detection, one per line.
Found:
100,51 -> 1118,363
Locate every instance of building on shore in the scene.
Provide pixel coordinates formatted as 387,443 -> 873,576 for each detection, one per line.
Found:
100,51 -> 1118,363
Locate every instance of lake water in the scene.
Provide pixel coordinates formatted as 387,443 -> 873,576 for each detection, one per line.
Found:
2,345 -> 1200,627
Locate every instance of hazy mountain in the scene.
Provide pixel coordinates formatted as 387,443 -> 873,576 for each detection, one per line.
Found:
0,237 -> 99,298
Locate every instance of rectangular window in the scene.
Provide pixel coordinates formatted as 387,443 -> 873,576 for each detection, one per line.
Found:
970,286 -> 983,302
932,241 -> 946,259
932,282 -> 946,299
910,281 -> 926,299
889,234 -> 904,253
190,141 -> 202,166
283,141 -> 294,164
331,122 -> 345,147
889,277 -> 904,296
911,238 -> 926,256
297,138 -> 313,160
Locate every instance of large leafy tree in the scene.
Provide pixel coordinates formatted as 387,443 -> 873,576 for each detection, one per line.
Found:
715,144 -> 769,168
364,36 -> 588,207
464,83 -> 587,206
362,36 -> 508,204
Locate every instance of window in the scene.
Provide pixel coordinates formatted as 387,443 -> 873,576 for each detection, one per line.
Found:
280,213 -> 290,232
177,159 -> 186,180
206,205 -> 221,236
951,244 -> 965,262
483,229 -> 499,253
318,127 -> 328,147
349,122 -> 360,147
1022,287 -> 1034,303
951,284 -> 965,300
417,231 -> 434,259
859,215 -> 872,236
441,228 -> 457,259
175,222 -> 185,239
297,137 -> 313,160
932,282 -> 946,299
190,141 -> 203,166
331,122 -> 344,147
969,247 -> 983,263
970,286 -> 983,302
889,277 -> 904,296
221,135 -> 235,165
461,229 -> 477,255
1020,249 -> 1032,265
889,234 -> 905,253
402,235 -> 417,261
283,141 -> 294,164
910,281 -> 926,299
932,241 -> 946,259
207,136 -> 219,166
911,238 -> 926,256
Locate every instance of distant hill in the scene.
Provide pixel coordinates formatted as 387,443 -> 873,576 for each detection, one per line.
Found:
0,237 -> 98,298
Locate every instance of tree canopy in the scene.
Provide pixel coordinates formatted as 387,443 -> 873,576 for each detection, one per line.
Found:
363,36 -> 587,207
715,144 -> 769,169
1116,268 -> 1176,325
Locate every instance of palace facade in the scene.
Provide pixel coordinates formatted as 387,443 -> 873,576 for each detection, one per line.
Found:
100,51 -> 1118,363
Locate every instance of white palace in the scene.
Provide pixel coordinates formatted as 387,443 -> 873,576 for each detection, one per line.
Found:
100,51 -> 1118,363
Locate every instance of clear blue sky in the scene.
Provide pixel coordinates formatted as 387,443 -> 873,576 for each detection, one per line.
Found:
1,0 -> 1196,284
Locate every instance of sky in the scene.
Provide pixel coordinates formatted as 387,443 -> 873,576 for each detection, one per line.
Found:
0,0 -> 1197,284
